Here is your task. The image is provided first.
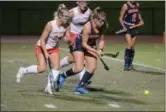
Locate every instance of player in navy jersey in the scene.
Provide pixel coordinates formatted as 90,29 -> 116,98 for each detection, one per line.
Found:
56,8 -> 107,94
119,1 -> 144,71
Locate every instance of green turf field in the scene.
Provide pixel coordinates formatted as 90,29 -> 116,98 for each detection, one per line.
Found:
1,43 -> 165,111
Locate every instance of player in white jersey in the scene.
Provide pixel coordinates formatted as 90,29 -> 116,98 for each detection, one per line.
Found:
59,0 -> 92,82
16,4 -> 70,94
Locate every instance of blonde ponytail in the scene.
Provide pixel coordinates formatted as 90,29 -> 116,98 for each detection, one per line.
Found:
57,4 -> 67,11
53,11 -> 57,19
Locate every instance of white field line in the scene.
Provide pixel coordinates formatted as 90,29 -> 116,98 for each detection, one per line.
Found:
60,48 -> 165,72
103,57 -> 165,72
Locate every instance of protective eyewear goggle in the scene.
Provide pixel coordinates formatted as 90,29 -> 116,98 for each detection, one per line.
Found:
62,11 -> 69,20
96,17 -> 105,26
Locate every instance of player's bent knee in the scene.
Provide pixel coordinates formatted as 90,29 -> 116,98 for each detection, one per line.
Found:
87,67 -> 96,73
74,67 -> 83,73
38,66 -> 47,73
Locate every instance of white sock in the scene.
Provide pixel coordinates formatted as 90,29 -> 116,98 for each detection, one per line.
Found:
52,69 -> 60,81
60,56 -> 71,68
24,65 -> 38,74
78,67 -> 86,81
46,73 -> 51,87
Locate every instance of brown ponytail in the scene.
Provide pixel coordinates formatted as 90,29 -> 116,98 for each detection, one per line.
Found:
53,4 -> 68,19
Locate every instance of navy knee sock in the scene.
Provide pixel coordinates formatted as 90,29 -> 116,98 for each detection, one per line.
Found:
130,49 -> 135,66
124,48 -> 131,68
77,71 -> 93,88
62,68 -> 76,78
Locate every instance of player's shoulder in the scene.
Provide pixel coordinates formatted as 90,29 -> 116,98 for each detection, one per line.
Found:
47,20 -> 54,24
88,8 -> 92,14
136,2 -> 140,8
69,7 -> 77,12
121,2 -> 128,10
123,3 -> 128,8
69,6 -> 78,16
83,21 -> 91,31
47,20 -> 54,25
46,20 -> 56,28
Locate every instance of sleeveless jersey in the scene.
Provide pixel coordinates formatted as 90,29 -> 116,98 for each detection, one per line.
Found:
70,6 -> 91,34
36,20 -> 66,49
124,2 -> 139,25
87,21 -> 101,47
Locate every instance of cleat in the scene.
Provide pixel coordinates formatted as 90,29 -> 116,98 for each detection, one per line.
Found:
74,87 -> 88,94
16,67 -> 25,83
124,64 -> 130,71
129,65 -> 135,70
56,73 -> 65,92
124,67 -> 130,71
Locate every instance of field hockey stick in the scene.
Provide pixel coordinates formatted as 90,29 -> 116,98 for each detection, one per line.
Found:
99,57 -> 109,71
103,52 -> 119,58
47,58 -> 52,71
114,24 -> 142,35
47,58 -> 55,91
115,29 -> 127,34
47,58 -> 53,81
95,39 -> 109,71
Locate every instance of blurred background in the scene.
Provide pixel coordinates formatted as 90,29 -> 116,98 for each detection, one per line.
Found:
0,1 -> 165,35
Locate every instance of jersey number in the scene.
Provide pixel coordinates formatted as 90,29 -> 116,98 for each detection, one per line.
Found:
132,13 -> 137,22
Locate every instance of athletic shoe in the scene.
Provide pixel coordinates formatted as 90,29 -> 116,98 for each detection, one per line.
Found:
129,65 -> 135,70
74,87 -> 88,94
56,73 -> 65,92
16,67 -> 25,83
124,66 -> 130,71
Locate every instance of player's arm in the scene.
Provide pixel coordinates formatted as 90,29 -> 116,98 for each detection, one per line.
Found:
40,22 -> 52,58
63,26 -> 71,44
69,9 -> 74,19
130,13 -> 144,29
119,4 -> 127,29
98,34 -> 105,52
82,24 -> 98,55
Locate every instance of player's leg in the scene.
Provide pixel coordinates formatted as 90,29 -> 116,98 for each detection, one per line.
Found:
60,52 -> 74,68
16,46 -> 47,83
57,51 -> 84,91
49,48 -> 60,81
60,44 -> 75,69
77,61 -> 92,86
78,64 -> 86,80
56,37 -> 84,91
75,52 -> 97,94
128,28 -> 138,69
44,48 -> 61,94
59,45 -> 88,82
124,33 -> 132,71
129,36 -> 136,69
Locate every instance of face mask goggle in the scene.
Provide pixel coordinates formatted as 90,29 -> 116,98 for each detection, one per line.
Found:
62,11 -> 69,21
96,16 -> 106,26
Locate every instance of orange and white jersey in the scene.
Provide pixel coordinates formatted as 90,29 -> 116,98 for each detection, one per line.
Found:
70,6 -> 91,34
36,19 -> 66,49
